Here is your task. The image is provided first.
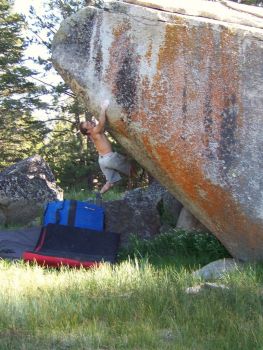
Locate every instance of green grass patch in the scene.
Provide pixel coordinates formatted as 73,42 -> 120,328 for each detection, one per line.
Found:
0,259 -> 262,350
118,229 -> 231,268
64,187 -> 123,202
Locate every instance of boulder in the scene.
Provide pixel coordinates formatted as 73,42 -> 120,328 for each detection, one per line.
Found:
162,191 -> 183,226
185,283 -> 230,294
0,155 -> 63,226
123,180 -> 183,225
176,207 -> 209,232
104,197 -> 160,245
192,258 -> 243,280
104,182 -> 185,242
104,183 -> 205,242
123,181 -> 166,206
52,1 -> 263,260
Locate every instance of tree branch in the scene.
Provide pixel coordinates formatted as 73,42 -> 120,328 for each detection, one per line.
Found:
39,118 -> 76,125
28,76 -> 75,98
28,28 -> 52,50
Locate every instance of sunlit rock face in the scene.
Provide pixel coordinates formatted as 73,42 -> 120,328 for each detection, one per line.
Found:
52,0 -> 263,261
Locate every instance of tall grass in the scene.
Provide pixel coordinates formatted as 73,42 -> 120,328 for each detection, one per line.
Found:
0,258 -> 262,350
118,229 -> 231,268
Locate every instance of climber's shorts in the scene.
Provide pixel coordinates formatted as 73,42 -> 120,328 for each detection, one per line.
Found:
98,152 -> 130,184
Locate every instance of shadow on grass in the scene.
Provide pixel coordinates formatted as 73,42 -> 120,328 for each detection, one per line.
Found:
0,258 -> 263,350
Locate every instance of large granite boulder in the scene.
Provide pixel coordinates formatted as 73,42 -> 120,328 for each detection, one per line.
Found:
0,155 -> 63,226
52,1 -> 263,261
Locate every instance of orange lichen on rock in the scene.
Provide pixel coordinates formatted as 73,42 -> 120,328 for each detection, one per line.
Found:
110,118 -> 130,138
145,41 -> 153,63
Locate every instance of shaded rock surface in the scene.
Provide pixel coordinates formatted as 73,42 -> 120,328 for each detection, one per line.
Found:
104,181 -> 181,244
52,0 -> 263,260
0,155 -> 63,226
104,198 -> 160,244
123,180 -> 183,226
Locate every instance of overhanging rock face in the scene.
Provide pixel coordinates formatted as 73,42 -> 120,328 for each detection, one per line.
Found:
52,0 -> 263,261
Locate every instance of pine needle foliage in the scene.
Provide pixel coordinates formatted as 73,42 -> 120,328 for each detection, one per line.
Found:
0,0 -> 48,169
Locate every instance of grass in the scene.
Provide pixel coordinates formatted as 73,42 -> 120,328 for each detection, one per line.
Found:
0,229 -> 263,350
0,258 -> 262,350
64,187 -> 123,202
118,229 -> 231,268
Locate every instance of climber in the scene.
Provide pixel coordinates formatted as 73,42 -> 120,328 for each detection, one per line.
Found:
79,100 -> 132,194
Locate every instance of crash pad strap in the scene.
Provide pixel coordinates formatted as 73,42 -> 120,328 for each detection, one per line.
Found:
68,200 -> 77,226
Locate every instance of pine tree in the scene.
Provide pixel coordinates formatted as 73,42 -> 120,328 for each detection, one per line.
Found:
0,0 -> 48,169
26,0 -> 105,188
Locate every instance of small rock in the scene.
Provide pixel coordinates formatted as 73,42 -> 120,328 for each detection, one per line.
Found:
158,328 -> 176,342
176,207 -> 209,232
185,285 -> 203,294
185,282 -> 229,294
192,258 -> 243,280
203,282 -> 229,290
